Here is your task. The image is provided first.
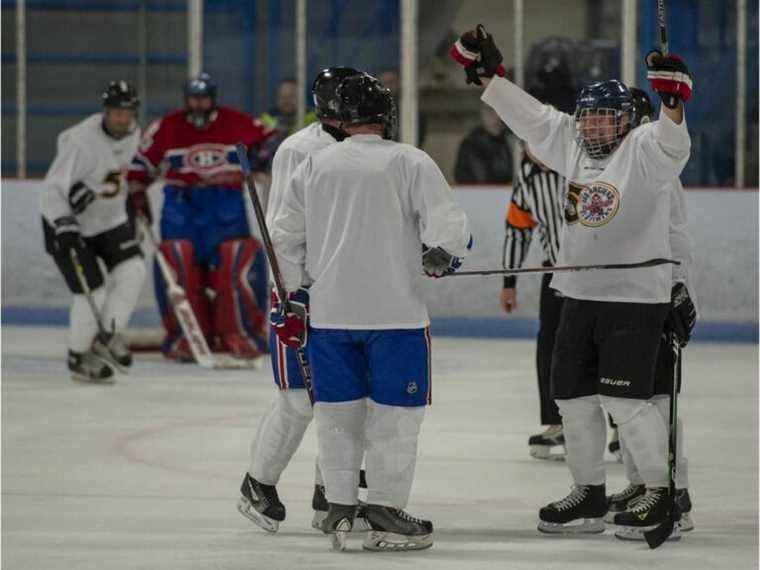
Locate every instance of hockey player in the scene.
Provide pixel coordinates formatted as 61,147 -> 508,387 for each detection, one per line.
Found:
270,73 -> 471,551
237,67 -> 367,533
451,26 -> 694,537
40,80 -> 146,383
126,73 -> 273,362
606,88 -> 696,538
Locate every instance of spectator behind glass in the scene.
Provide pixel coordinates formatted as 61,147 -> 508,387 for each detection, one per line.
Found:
454,104 -> 513,184
378,68 -> 427,147
260,78 -> 317,135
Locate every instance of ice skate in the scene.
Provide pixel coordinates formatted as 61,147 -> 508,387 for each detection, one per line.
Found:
529,425 -> 565,460
68,350 -> 115,384
362,504 -> 433,552
604,483 -> 645,523
92,332 -> 132,373
538,485 -> 607,534
311,484 -> 369,532
614,487 -> 680,541
676,489 -> 694,532
320,503 -> 358,551
237,473 -> 285,533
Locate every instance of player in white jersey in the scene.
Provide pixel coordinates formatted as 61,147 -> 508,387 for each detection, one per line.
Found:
270,73 -> 471,551
451,26 -> 695,538
40,81 -> 146,383
236,67 -> 366,533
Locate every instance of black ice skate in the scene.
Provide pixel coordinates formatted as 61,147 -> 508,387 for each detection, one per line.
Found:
92,332 -> 132,373
311,484 -> 369,532
676,489 -> 694,532
528,425 -> 565,461
237,473 -> 285,533
68,350 -> 115,384
604,483 -> 645,523
320,503 -> 358,551
614,487 -> 680,541
538,484 -> 607,534
362,504 -> 433,552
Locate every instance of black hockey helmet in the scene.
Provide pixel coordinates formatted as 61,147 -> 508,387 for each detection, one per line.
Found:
101,80 -> 139,109
312,67 -> 361,120
183,72 -> 217,100
574,79 -> 636,159
629,87 -> 655,126
336,73 -> 397,139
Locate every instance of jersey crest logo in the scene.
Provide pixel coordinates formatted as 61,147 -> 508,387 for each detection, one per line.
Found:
578,182 -> 620,227
186,145 -> 228,171
406,381 -> 418,395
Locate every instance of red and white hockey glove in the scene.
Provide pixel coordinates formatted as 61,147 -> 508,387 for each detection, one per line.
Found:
270,288 -> 309,348
645,50 -> 693,108
449,24 -> 506,86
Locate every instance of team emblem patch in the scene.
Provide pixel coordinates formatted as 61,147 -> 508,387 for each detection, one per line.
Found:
186,145 -> 228,171
406,381 -> 418,395
578,182 -> 620,227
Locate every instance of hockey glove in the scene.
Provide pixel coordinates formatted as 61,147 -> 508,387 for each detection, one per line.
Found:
127,188 -> 152,225
645,50 -> 693,108
449,24 -> 506,86
270,287 -> 309,348
68,182 -> 96,215
422,244 -> 463,278
666,282 -> 696,347
52,215 -> 84,254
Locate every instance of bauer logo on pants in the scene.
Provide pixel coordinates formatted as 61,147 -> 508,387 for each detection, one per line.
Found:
578,182 -> 620,227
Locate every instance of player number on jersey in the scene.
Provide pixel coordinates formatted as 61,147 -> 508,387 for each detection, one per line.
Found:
101,170 -> 124,198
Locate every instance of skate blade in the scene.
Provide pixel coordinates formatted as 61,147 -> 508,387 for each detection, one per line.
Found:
615,524 -> 681,542
70,372 -> 116,385
237,497 -> 279,533
313,511 -> 370,533
91,350 -> 130,375
529,445 -> 565,461
362,530 -> 434,551
537,517 -> 605,535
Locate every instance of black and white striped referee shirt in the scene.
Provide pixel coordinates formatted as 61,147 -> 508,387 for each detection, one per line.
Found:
502,151 -> 566,288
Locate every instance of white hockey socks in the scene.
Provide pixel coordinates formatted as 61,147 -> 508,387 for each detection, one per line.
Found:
102,256 -> 146,332
557,395 -> 607,486
652,394 -> 689,489
364,400 -> 425,508
68,288 -> 107,352
250,389 -> 313,485
601,395 -> 669,488
315,399 -> 366,505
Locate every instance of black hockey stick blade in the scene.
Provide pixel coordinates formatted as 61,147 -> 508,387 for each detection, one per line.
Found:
645,516 -> 675,549
446,257 -> 680,277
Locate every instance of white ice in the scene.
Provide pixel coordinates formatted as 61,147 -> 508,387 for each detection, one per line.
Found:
2,326 -> 757,570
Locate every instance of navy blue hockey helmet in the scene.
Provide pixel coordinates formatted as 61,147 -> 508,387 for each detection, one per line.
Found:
336,73 -> 397,139
184,72 -> 217,100
574,79 -> 636,159
312,67 -> 361,120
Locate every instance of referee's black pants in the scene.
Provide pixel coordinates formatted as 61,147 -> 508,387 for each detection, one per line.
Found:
536,271 -> 563,425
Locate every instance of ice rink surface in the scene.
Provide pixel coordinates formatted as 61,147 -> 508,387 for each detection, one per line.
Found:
2,326 -> 758,570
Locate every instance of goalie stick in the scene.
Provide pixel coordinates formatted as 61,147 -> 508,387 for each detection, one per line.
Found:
444,257 -> 680,277
235,142 -> 315,404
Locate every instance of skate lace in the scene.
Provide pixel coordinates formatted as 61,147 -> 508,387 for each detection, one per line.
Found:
552,486 -> 588,511
611,484 -> 641,502
630,489 -> 664,513
394,508 -> 425,525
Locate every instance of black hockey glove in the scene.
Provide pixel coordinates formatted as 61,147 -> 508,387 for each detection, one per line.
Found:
449,24 -> 506,86
422,244 -> 463,278
645,50 -> 693,109
52,215 -> 84,254
68,182 -> 96,215
666,282 -> 696,347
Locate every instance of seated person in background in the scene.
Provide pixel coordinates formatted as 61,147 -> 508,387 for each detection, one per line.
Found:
260,78 -> 317,135
454,104 -> 513,184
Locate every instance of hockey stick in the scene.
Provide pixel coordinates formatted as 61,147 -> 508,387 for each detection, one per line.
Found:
235,143 -> 315,404
656,0 -> 669,56
137,217 -> 217,369
444,257 -> 679,277
645,332 -> 681,548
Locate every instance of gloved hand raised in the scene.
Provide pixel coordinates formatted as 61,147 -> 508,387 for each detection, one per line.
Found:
449,24 -> 506,86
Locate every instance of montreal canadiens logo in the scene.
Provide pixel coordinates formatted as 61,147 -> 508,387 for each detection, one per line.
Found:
578,182 -> 620,227
186,145 -> 227,171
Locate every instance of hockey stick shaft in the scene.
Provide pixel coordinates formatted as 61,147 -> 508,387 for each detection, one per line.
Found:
235,143 -> 315,403
657,0 -> 669,55
445,257 -> 679,277
69,248 -> 111,341
137,217 -> 216,369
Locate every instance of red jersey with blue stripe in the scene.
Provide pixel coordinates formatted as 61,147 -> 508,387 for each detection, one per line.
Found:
127,106 -> 274,190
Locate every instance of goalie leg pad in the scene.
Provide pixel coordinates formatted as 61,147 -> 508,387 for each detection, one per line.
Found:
154,239 -> 211,358
211,238 -> 269,359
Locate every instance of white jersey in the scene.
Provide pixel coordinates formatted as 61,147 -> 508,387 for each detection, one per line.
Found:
271,133 -> 471,329
482,77 -> 691,304
40,113 -> 140,237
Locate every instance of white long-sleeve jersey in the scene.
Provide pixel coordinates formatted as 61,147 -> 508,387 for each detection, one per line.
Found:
271,133 -> 471,329
39,113 -> 140,237
482,77 -> 691,304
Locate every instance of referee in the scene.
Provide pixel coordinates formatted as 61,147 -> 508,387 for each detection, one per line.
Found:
500,144 -> 567,460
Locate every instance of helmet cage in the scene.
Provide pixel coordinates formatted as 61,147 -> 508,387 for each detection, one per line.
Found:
574,106 -> 632,160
